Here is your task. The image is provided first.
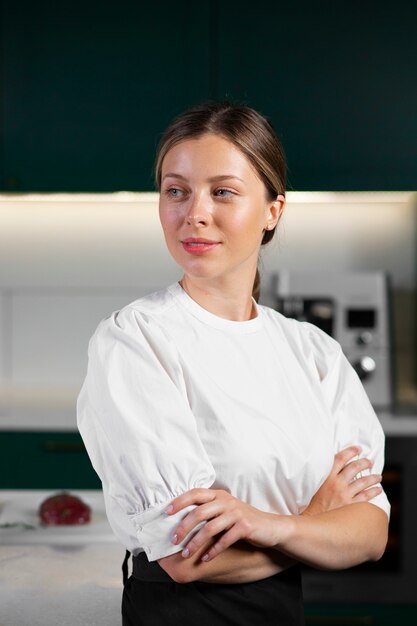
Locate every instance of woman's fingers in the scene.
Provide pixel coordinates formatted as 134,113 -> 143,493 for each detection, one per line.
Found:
168,489 -> 237,551
349,473 -> 382,498
165,488 -> 217,515
304,446 -> 381,515
200,526 -> 244,562
332,447 -> 376,484
353,486 -> 382,502
193,510 -> 281,561
168,491 -> 271,560
171,499 -> 224,545
340,457 -> 374,483
180,513 -> 237,559
332,446 -> 362,474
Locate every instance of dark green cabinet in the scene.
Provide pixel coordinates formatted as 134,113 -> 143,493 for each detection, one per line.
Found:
0,431 -> 100,489
215,0 -> 417,191
1,1 -> 211,192
1,0 -> 417,192
304,603 -> 417,625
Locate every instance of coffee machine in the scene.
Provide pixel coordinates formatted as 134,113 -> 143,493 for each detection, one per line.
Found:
270,271 -> 393,410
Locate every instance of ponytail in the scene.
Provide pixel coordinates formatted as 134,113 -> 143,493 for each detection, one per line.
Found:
252,217 -> 282,302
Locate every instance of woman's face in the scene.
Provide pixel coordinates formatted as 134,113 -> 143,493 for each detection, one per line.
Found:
159,133 -> 284,286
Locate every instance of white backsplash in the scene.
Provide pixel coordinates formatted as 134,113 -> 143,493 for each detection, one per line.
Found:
0,191 -> 416,429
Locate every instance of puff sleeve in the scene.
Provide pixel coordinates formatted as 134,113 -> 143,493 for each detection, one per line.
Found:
300,321 -> 390,519
77,305 -> 216,561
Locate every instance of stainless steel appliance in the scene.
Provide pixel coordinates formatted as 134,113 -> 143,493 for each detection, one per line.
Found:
270,271 -> 393,410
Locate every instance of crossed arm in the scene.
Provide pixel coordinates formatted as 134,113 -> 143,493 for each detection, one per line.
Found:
157,446 -> 389,584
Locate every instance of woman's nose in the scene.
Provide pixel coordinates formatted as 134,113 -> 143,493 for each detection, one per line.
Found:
186,194 -> 211,226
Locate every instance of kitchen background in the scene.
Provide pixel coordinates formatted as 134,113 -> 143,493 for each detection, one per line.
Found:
1,1 -> 417,625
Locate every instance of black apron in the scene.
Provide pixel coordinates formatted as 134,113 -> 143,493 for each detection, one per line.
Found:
121,551 -> 304,626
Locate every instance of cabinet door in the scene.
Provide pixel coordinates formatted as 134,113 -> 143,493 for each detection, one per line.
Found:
1,431 -> 100,489
304,603 -> 417,625
216,0 -> 417,190
1,1 -> 211,191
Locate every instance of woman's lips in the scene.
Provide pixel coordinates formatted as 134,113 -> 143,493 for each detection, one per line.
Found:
181,239 -> 220,255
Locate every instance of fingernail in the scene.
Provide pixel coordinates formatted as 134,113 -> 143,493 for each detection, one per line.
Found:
164,504 -> 174,514
182,548 -> 190,558
201,553 -> 210,562
171,533 -> 178,544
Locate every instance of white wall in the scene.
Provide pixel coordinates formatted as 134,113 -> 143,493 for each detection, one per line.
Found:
0,191 -> 416,429
261,192 -> 416,292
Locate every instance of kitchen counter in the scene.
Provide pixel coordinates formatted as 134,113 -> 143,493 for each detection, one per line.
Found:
0,490 -> 125,626
3,408 -> 417,434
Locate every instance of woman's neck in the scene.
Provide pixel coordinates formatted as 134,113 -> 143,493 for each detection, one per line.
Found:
179,275 -> 257,321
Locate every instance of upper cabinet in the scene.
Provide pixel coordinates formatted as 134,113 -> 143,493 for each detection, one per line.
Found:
1,0 -> 416,192
1,1 -> 211,192
215,0 -> 417,191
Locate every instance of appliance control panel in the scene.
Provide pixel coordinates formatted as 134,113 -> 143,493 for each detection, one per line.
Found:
272,271 -> 393,410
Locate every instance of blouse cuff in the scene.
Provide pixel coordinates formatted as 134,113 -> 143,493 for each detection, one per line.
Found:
368,490 -> 391,520
132,502 -> 204,562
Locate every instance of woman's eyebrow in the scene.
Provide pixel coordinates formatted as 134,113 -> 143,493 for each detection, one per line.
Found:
207,175 -> 245,183
162,173 -> 187,181
162,173 -> 244,183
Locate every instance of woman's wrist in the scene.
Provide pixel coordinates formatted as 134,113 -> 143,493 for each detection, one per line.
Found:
269,513 -> 297,552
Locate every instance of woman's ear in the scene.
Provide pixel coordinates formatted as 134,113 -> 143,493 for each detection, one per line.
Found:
266,194 -> 286,229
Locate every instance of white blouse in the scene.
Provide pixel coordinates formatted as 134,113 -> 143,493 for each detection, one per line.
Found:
77,282 -> 390,562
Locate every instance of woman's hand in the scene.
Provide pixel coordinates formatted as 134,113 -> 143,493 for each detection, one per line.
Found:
302,445 -> 383,517
166,489 -> 287,563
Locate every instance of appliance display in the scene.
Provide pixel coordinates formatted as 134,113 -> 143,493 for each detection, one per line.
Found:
271,271 -> 393,410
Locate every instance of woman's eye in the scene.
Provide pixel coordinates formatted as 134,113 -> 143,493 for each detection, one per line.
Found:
165,188 -> 184,198
215,188 -> 234,198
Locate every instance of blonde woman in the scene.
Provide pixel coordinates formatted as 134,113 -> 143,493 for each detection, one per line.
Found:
77,102 -> 389,625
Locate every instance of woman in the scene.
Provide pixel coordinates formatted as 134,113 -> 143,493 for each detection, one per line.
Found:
77,102 -> 389,625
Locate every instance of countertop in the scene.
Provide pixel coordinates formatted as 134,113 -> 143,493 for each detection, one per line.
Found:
0,490 -> 125,626
3,409 -> 417,435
